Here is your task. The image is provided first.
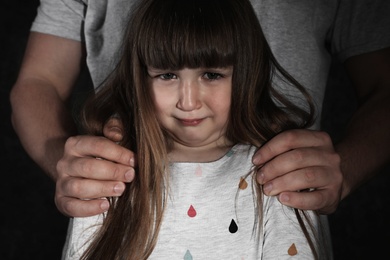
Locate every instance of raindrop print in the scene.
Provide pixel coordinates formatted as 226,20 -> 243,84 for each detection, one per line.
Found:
226,150 -> 234,157
184,250 -> 193,260
288,243 -> 298,256
239,177 -> 248,190
195,165 -> 202,177
187,205 -> 197,218
229,219 -> 238,233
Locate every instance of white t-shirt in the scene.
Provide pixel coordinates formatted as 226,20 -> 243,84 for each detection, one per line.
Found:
62,144 -> 330,259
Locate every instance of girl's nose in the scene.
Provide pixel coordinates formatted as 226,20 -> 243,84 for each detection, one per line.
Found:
177,80 -> 201,111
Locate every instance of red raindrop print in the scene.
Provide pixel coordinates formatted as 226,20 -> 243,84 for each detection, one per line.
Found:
187,205 -> 197,217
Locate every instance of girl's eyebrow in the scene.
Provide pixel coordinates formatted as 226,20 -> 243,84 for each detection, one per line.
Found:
147,67 -> 233,73
147,68 -> 169,74
147,67 -> 175,72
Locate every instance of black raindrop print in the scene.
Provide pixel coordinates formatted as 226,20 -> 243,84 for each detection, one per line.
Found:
229,219 -> 238,233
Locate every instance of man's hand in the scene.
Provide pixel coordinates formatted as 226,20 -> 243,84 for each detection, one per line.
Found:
55,119 -> 135,217
253,129 -> 343,214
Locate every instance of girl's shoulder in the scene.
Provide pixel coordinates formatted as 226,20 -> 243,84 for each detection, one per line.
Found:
230,143 -> 257,154
227,143 -> 258,162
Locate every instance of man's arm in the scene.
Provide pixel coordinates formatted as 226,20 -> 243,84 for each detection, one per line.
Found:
253,47 -> 390,214
338,47 -> 390,198
10,32 -> 82,180
10,32 -> 135,217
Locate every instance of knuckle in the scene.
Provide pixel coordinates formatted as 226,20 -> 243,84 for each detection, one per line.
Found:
261,144 -> 274,157
64,136 -> 79,151
56,177 -> 67,195
61,199 -> 73,215
90,137 -> 106,153
299,196 -> 310,209
111,166 -> 122,180
316,131 -> 332,144
291,149 -> 304,162
311,197 -> 324,212
288,193 -> 307,209
100,184 -> 107,195
118,149 -> 132,165
281,130 -> 297,146
80,159 -> 94,175
67,178 -> 83,197
54,194 -> 73,217
101,183 -> 113,195
319,192 -> 331,210
331,152 -> 341,165
56,159 -> 66,175
262,161 -> 275,175
303,168 -> 316,183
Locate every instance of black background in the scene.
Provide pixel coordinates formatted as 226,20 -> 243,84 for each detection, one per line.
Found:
1,1 -> 390,259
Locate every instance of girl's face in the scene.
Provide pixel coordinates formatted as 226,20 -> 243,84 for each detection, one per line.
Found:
148,67 -> 233,156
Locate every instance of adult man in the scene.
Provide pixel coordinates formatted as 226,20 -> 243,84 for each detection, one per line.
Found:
10,0 -> 390,219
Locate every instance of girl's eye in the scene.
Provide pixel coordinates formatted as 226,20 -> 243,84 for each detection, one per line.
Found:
203,72 -> 222,80
159,73 -> 177,80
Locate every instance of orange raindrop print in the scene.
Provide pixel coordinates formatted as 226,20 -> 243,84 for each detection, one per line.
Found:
288,243 -> 298,256
239,177 -> 248,190
187,205 -> 197,218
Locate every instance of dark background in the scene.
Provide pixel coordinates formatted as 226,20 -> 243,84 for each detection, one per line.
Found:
1,1 -> 389,259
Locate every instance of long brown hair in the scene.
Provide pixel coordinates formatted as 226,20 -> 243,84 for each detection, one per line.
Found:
80,0 -> 319,259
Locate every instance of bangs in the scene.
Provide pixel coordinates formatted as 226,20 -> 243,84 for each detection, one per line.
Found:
136,0 -> 236,69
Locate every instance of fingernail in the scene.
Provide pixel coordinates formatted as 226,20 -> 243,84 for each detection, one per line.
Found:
125,170 -> 134,182
110,125 -> 121,131
279,193 -> 290,203
263,183 -> 272,194
100,200 -> 110,211
257,172 -> 264,184
130,157 -> 135,167
114,183 -> 125,194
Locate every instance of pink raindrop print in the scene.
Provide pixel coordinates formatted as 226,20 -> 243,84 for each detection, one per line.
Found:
187,205 -> 197,218
195,165 -> 202,177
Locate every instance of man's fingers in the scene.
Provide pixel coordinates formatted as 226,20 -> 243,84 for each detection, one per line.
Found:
58,178 -> 126,200
55,134 -> 137,217
277,190 -> 325,211
103,117 -> 124,142
64,135 -> 135,166
253,129 -> 332,165
256,147 -> 338,184
260,166 -> 330,196
252,129 -> 342,214
277,190 -> 339,214
56,197 -> 111,218
60,156 -> 135,182
55,177 -> 127,217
